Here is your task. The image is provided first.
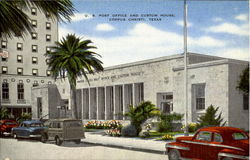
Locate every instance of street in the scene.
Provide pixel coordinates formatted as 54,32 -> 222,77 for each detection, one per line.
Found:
0,138 -> 168,160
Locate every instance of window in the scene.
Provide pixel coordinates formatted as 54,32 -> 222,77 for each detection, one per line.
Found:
33,80 -> 39,87
46,34 -> 51,42
232,132 -> 248,140
45,59 -> 50,64
31,32 -> 37,39
17,55 -> 23,63
31,45 -> 38,52
243,94 -> 249,110
46,22 -> 51,30
17,43 -> 23,50
214,133 -> 223,142
32,57 -> 38,64
2,66 -> 7,74
2,82 -> 9,100
31,20 -> 37,27
17,83 -> 24,100
17,68 -> 23,75
46,47 -> 51,53
196,131 -> 212,142
31,7 -> 37,15
2,57 -> 7,62
193,83 -> 205,110
32,69 -> 38,76
46,70 -> 51,76
46,12 -> 51,18
1,41 -> 7,48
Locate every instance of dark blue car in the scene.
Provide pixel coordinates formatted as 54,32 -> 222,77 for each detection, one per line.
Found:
11,120 -> 47,143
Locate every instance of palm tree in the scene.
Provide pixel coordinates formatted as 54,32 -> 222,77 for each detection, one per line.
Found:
124,101 -> 160,135
0,0 -> 74,38
46,34 -> 104,119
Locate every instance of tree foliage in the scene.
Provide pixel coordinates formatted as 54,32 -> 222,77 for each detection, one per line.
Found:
237,65 -> 249,94
124,101 -> 160,135
46,34 -> 103,119
197,105 -> 226,128
157,112 -> 183,132
0,0 -> 75,38
0,108 -> 10,120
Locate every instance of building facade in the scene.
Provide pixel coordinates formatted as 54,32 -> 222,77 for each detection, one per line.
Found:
71,53 -> 248,130
0,6 -> 57,118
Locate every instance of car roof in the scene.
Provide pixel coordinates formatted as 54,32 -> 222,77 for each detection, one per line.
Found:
22,120 -> 42,124
0,119 -> 17,122
199,126 -> 245,134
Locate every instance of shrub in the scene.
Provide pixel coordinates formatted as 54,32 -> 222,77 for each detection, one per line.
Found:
124,101 -> 160,136
197,105 -> 226,128
84,120 -> 122,129
157,113 -> 183,132
121,124 -> 137,137
161,134 -> 174,140
0,108 -> 10,120
182,123 -> 198,133
106,128 -> 121,137
17,112 -> 32,123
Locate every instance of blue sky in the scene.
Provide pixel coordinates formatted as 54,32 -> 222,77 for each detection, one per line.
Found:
59,0 -> 249,67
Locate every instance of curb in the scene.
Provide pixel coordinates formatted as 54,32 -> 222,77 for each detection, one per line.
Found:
83,141 -> 167,155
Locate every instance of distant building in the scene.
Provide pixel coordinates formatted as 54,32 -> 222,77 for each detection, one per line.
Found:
0,7 -> 57,118
31,53 -> 249,130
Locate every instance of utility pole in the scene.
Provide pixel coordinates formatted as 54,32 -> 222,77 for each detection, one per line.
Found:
183,0 -> 189,136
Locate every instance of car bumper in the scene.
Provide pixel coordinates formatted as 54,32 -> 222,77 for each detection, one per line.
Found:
218,153 -> 250,160
2,132 -> 11,136
29,134 -> 42,138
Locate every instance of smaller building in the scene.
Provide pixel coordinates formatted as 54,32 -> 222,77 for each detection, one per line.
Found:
31,84 -> 70,119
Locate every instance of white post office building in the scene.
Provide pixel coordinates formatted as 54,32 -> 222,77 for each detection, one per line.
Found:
32,53 -> 249,130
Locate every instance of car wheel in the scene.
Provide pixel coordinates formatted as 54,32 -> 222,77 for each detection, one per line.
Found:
55,136 -> 62,146
74,139 -> 81,144
40,134 -> 47,143
168,149 -> 181,160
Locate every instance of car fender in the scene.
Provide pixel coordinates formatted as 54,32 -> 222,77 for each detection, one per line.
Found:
166,142 -> 190,153
218,148 -> 249,160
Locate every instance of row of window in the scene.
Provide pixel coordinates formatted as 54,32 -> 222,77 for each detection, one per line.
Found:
1,39 -> 52,50
30,7 -> 51,18
1,66 -> 51,76
30,20 -> 51,30
2,56 -> 42,65
2,81 -> 53,100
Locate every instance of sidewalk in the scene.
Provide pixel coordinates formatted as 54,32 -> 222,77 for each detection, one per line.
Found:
82,132 -> 168,155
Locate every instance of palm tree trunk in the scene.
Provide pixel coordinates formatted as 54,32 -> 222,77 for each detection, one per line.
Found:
70,83 -> 78,119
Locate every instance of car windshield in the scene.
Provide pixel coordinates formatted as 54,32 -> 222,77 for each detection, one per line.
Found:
30,123 -> 43,127
232,132 -> 248,140
5,122 -> 17,125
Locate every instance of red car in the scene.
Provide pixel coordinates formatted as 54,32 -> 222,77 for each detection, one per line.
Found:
0,120 -> 18,136
166,126 -> 249,160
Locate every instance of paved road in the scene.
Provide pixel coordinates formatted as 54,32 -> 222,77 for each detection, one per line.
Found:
0,138 -> 168,160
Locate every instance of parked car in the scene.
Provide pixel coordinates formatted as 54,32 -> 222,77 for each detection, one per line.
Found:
11,120 -> 47,143
0,119 -> 18,137
166,126 -> 249,160
44,119 -> 85,145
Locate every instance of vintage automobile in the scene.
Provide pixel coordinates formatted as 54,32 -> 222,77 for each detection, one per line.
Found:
166,126 -> 249,160
0,119 -> 18,136
11,120 -> 47,143
44,119 -> 85,145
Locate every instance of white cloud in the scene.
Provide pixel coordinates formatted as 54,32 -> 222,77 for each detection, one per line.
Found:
96,23 -> 115,31
58,27 -> 75,40
71,13 -> 93,22
235,14 -> 248,21
206,22 -> 248,36
215,48 -> 249,61
176,20 -> 193,27
59,23 -> 245,67
212,17 -> 223,22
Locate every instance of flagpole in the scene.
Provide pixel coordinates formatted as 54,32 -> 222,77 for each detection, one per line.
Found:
184,0 -> 189,136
